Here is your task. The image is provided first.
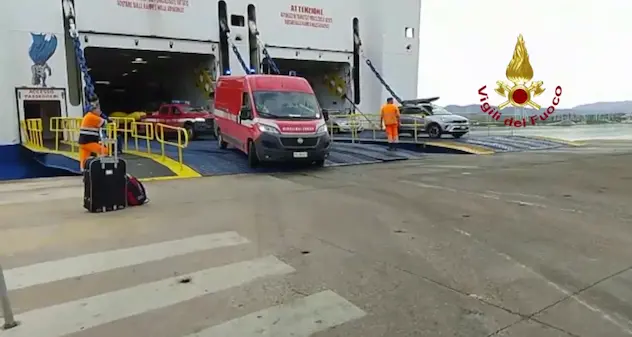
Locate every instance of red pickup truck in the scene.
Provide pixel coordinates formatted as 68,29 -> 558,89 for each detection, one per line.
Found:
139,101 -> 214,140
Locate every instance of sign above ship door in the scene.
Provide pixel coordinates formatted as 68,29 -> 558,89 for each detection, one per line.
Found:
15,88 -> 68,144
256,1 -> 357,52
75,0 -> 219,42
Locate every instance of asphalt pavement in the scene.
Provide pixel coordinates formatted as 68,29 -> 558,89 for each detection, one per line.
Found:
1,140 -> 631,337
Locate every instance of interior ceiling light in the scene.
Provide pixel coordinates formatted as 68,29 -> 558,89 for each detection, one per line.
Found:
132,69 -> 138,73
95,81 -> 110,85
132,57 -> 147,64
122,73 -> 128,76
157,55 -> 171,59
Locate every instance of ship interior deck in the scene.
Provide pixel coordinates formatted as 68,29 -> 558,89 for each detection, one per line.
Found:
272,58 -> 353,113
84,47 -> 215,114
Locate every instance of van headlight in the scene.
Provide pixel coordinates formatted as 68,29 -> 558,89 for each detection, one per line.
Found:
316,124 -> 328,134
258,124 -> 279,134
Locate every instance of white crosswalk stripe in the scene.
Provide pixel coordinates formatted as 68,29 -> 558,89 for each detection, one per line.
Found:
5,231 -> 250,290
186,290 -> 367,337
1,231 -> 366,337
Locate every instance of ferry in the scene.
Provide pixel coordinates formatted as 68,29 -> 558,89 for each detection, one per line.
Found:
0,0 -> 421,180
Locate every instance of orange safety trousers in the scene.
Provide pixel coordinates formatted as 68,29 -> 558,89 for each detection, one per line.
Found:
79,142 -> 109,171
385,124 -> 399,143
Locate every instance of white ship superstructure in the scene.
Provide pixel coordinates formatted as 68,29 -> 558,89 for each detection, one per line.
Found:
0,0 -> 421,173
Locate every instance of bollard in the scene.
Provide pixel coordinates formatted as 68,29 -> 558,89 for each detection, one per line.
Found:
0,265 -> 18,330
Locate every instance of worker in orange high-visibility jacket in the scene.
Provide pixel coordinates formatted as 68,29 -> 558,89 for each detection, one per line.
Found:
78,96 -> 110,171
380,97 -> 400,151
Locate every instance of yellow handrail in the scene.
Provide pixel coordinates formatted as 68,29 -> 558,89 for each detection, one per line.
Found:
42,117 -> 190,170
130,122 -> 155,154
20,118 -> 44,148
50,117 -> 81,152
108,117 -> 135,152
155,123 -> 189,170
329,113 -> 429,142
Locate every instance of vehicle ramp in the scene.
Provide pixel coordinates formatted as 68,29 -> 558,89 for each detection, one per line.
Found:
19,119 -> 200,181
457,136 -> 571,152
23,141 -> 183,181
129,139 -> 423,176
332,130 -> 576,154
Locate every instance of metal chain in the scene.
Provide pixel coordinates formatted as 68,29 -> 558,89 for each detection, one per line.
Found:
248,21 -> 279,75
63,0 -> 101,114
220,20 -> 251,74
260,45 -> 280,75
72,36 -> 96,109
354,33 -> 403,103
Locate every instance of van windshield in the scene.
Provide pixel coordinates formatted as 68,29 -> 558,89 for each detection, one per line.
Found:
253,91 -> 321,120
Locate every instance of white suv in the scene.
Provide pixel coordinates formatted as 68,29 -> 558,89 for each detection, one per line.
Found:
398,99 -> 470,139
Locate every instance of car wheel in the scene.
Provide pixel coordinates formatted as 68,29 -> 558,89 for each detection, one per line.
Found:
452,132 -> 467,139
314,159 -> 326,167
217,129 -> 228,149
184,123 -> 196,140
247,140 -> 259,168
427,123 -> 442,139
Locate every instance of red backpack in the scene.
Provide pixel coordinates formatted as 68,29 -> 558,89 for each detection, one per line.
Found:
125,174 -> 148,206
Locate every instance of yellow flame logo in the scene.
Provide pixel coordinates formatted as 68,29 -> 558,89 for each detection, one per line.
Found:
506,35 -> 533,84
494,34 -> 545,110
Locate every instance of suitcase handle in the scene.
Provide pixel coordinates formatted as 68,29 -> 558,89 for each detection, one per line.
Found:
98,132 -> 119,167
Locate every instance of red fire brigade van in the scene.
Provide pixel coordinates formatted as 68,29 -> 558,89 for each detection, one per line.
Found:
213,75 -> 331,167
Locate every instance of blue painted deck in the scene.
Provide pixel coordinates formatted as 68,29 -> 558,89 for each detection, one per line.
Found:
0,145 -> 77,181
32,152 -> 82,174
0,132 -> 571,181
128,139 -> 424,176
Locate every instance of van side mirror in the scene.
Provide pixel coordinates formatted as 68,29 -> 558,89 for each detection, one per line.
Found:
239,107 -> 252,120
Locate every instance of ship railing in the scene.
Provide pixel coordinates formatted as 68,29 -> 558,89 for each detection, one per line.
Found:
20,118 -> 45,149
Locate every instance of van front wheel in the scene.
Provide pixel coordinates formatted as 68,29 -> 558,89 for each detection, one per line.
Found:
247,140 -> 259,168
217,129 -> 228,149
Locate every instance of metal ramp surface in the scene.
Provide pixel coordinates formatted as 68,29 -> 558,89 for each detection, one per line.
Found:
334,131 -> 572,153
30,141 -> 180,180
458,136 -> 566,152
130,139 -> 424,176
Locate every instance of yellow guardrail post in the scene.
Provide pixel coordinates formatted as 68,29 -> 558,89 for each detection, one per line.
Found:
50,117 -> 81,152
350,114 -> 358,143
66,118 -> 82,152
155,123 -> 189,170
109,117 -> 135,152
50,117 -> 62,151
131,122 -> 154,154
20,120 -> 27,145
22,118 -> 44,148
105,123 -> 117,154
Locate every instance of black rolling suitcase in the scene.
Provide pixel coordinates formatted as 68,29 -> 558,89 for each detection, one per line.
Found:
83,139 -> 127,212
